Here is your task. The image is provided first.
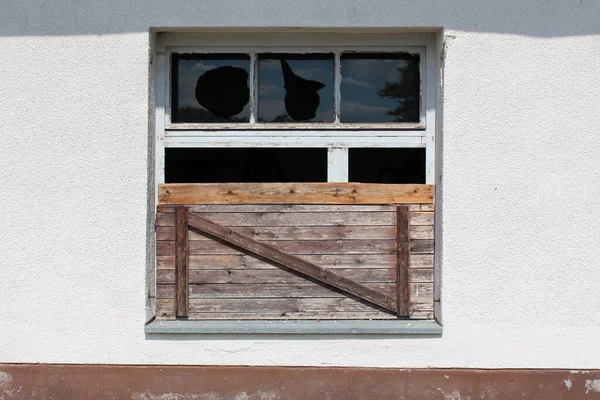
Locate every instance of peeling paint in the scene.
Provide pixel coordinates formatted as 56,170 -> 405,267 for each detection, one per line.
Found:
585,379 -> 600,394
564,378 -> 572,390
131,391 -> 280,400
0,372 -> 11,386
437,388 -> 470,400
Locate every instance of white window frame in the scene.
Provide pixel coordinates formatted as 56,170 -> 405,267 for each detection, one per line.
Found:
155,32 -> 437,185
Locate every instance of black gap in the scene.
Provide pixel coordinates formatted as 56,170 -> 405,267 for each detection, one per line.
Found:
349,148 -> 425,184
165,148 -> 327,183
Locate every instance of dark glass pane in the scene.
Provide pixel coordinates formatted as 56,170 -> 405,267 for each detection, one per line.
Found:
166,148 -> 327,183
349,148 -> 425,183
340,53 -> 420,123
172,54 -> 250,123
258,53 -> 334,123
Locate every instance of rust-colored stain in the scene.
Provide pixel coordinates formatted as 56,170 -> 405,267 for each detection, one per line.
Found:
0,365 -> 599,399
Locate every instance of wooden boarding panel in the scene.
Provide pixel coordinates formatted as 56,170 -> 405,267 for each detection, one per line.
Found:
155,198 -> 436,321
159,183 -> 434,205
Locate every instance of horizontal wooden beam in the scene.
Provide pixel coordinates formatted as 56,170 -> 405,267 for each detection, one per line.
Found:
186,213 -> 398,313
159,183 -> 433,205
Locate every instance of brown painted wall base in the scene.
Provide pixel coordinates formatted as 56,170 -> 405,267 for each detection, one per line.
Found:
0,364 -> 599,399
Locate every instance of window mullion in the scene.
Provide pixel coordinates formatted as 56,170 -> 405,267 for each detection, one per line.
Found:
327,147 -> 349,182
334,51 -> 341,125
249,51 -> 257,124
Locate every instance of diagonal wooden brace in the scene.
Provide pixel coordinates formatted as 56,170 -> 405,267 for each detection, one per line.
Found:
187,213 -> 398,314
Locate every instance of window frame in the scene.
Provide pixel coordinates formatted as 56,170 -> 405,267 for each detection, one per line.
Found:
155,32 -> 438,186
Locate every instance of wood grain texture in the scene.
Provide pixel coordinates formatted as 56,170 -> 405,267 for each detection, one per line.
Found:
159,183 -> 434,205
157,226 -> 397,241
187,312 -> 395,320
175,207 -> 188,318
157,254 -> 398,270
186,205 -> 396,213
156,299 -> 176,320
396,205 -> 410,317
186,213 -> 398,313
158,269 -> 396,285
187,283 -> 396,298
157,211 -> 396,227
188,298 -> 393,313
159,239 -> 395,256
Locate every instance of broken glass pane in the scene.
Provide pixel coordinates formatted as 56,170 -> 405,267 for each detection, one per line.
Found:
340,53 -> 420,123
172,53 -> 250,123
258,53 -> 334,123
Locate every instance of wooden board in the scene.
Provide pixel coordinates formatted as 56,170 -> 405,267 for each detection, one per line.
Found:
159,183 -> 434,205
154,201 -> 435,321
157,226 -> 397,241
157,254 -> 398,270
188,298 -> 393,313
158,211 -> 396,227
158,239 -> 396,256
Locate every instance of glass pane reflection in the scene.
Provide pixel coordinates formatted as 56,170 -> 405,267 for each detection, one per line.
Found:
340,53 -> 420,123
172,54 -> 250,123
258,54 -> 334,123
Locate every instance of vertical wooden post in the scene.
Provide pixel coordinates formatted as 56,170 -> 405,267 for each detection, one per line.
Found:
396,205 -> 410,317
175,206 -> 189,318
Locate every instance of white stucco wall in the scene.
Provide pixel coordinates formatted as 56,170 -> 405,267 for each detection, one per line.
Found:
1,0 -> 599,368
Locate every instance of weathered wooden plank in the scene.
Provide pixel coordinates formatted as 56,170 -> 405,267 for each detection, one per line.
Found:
408,204 -> 435,212
410,212 -> 434,226
157,254 -> 399,270
159,269 -> 396,284
156,299 -> 176,320
161,239 -> 396,255
158,211 -> 396,227
156,241 -> 175,256
409,225 -> 434,240
410,239 -> 434,254
157,284 -> 176,299
159,183 -> 434,205
157,226 -> 397,241
409,269 -> 434,283
156,255 -> 175,269
193,212 -> 396,227
188,283 -> 396,298
186,239 -> 396,255
396,205 -> 410,317
175,207 -> 188,318
409,254 -> 434,268
188,298 -> 392,313
410,283 -> 434,299
187,204 -> 396,213
187,213 -> 398,313
187,312 -> 396,320
409,302 -> 435,319
156,212 -> 176,227
183,269 -> 397,284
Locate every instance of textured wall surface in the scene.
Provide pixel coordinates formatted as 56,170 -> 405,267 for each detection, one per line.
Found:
1,1 -> 599,368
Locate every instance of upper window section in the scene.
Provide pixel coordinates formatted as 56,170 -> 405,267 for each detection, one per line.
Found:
258,53 -> 334,123
171,54 -> 251,123
168,49 -> 422,127
340,53 -> 420,123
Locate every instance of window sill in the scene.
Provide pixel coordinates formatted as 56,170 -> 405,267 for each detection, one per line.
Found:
145,319 -> 442,335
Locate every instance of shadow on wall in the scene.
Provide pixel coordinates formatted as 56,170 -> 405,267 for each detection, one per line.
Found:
1,0 -> 600,37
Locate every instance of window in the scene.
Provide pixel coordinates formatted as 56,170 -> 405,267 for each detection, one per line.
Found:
151,32 -> 438,330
